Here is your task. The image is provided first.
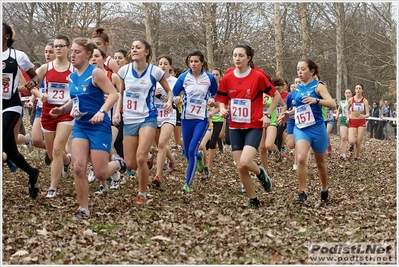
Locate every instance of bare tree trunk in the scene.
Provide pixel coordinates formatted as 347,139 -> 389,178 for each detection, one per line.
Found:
335,3 -> 345,101
205,3 -> 215,70
299,3 -> 309,59
143,3 -> 154,62
273,2 -> 283,77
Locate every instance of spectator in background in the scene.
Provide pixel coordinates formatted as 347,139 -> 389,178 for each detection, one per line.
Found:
377,100 -> 385,140
369,102 -> 380,139
383,100 -> 392,140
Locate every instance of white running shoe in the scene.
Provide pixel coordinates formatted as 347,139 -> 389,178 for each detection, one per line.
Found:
46,188 -> 57,198
292,164 -> 297,171
88,165 -> 96,183
95,184 -> 109,195
61,154 -> 72,178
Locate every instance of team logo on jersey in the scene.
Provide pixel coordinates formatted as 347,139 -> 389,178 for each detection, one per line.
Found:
82,84 -> 88,92
140,80 -> 147,85
245,89 -> 251,98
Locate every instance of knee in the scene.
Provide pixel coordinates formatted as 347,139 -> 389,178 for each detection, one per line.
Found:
52,146 -> 63,158
297,152 -> 308,165
157,141 -> 167,150
315,159 -> 326,170
73,162 -> 87,178
136,153 -> 147,166
341,136 -> 347,142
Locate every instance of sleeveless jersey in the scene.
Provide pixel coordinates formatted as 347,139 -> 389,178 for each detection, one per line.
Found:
294,79 -> 324,127
69,64 -> 110,129
350,96 -> 365,113
2,48 -> 34,112
42,61 -> 74,114
118,62 -> 165,124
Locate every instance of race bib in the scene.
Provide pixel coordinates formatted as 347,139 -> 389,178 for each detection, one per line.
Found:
48,82 -> 69,105
326,109 -> 334,120
295,104 -> 315,129
187,98 -> 206,119
353,103 -> 364,113
2,73 -> 13,100
124,91 -> 145,115
155,103 -> 170,119
276,104 -> 283,117
70,96 -> 87,120
231,98 -> 251,123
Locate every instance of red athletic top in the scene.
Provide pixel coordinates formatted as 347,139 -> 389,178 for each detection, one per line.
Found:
350,96 -> 365,113
215,67 -> 276,129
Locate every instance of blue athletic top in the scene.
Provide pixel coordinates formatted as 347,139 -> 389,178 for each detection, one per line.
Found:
172,69 -> 218,120
285,90 -> 297,123
69,64 -> 110,128
294,79 -> 324,125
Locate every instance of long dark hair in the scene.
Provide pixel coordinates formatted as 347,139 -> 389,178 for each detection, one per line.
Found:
233,44 -> 255,68
185,50 -> 208,72
3,23 -> 15,48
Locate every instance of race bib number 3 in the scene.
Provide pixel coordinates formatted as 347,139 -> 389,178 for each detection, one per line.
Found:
353,103 -> 364,113
70,96 -> 87,120
48,82 -> 69,105
295,104 -> 315,129
231,98 -> 251,123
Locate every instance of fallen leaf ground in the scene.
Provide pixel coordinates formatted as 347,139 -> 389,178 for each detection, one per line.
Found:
2,129 -> 397,264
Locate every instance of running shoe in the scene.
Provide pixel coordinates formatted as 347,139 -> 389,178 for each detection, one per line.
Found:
126,169 -> 135,177
147,146 -> 156,170
110,179 -> 120,189
112,154 -> 127,174
257,166 -> 272,192
112,171 -> 121,182
25,134 -> 34,153
95,184 -> 109,195
119,175 -> 127,184
238,183 -> 246,193
349,145 -> 354,153
88,165 -> 96,183
340,154 -> 347,161
168,153 -> 177,172
181,183 -> 191,193
28,168 -> 39,199
196,151 -> 204,172
200,167 -> 211,183
292,164 -> 297,171
281,148 -> 286,157
61,154 -> 72,178
274,146 -> 282,163
6,160 -> 18,172
136,194 -> 147,207
321,189 -> 329,203
46,188 -> 57,198
247,198 -> 260,209
44,152 -> 51,165
152,175 -> 161,187
72,208 -> 90,220
327,145 -> 332,158
296,191 -> 307,203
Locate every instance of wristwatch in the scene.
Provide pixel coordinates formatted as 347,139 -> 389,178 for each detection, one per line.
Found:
264,113 -> 271,119
99,109 -> 106,113
316,99 -> 320,104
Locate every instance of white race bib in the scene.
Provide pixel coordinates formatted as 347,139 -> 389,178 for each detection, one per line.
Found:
70,96 -> 87,120
48,82 -> 69,105
231,98 -> 251,123
353,103 -> 364,113
155,103 -> 170,119
187,98 -> 206,119
276,104 -> 283,117
2,73 -> 13,100
326,109 -> 334,120
295,104 -> 315,129
124,91 -> 145,115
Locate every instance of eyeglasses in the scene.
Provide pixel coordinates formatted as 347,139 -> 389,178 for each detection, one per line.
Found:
54,44 -> 67,49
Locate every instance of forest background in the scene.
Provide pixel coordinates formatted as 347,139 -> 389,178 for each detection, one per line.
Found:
2,1 -> 397,104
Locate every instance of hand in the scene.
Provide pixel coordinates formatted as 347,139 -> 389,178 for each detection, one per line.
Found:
174,96 -> 182,105
2,76 -> 10,86
40,93 -> 48,103
219,107 -> 228,119
277,111 -> 289,125
26,101 -> 34,110
89,111 -> 105,125
24,80 -> 37,91
302,96 -> 316,105
259,114 -> 271,128
49,106 -> 63,118
155,87 -> 162,96
164,102 -> 173,113
112,113 -> 121,126
207,98 -> 215,107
